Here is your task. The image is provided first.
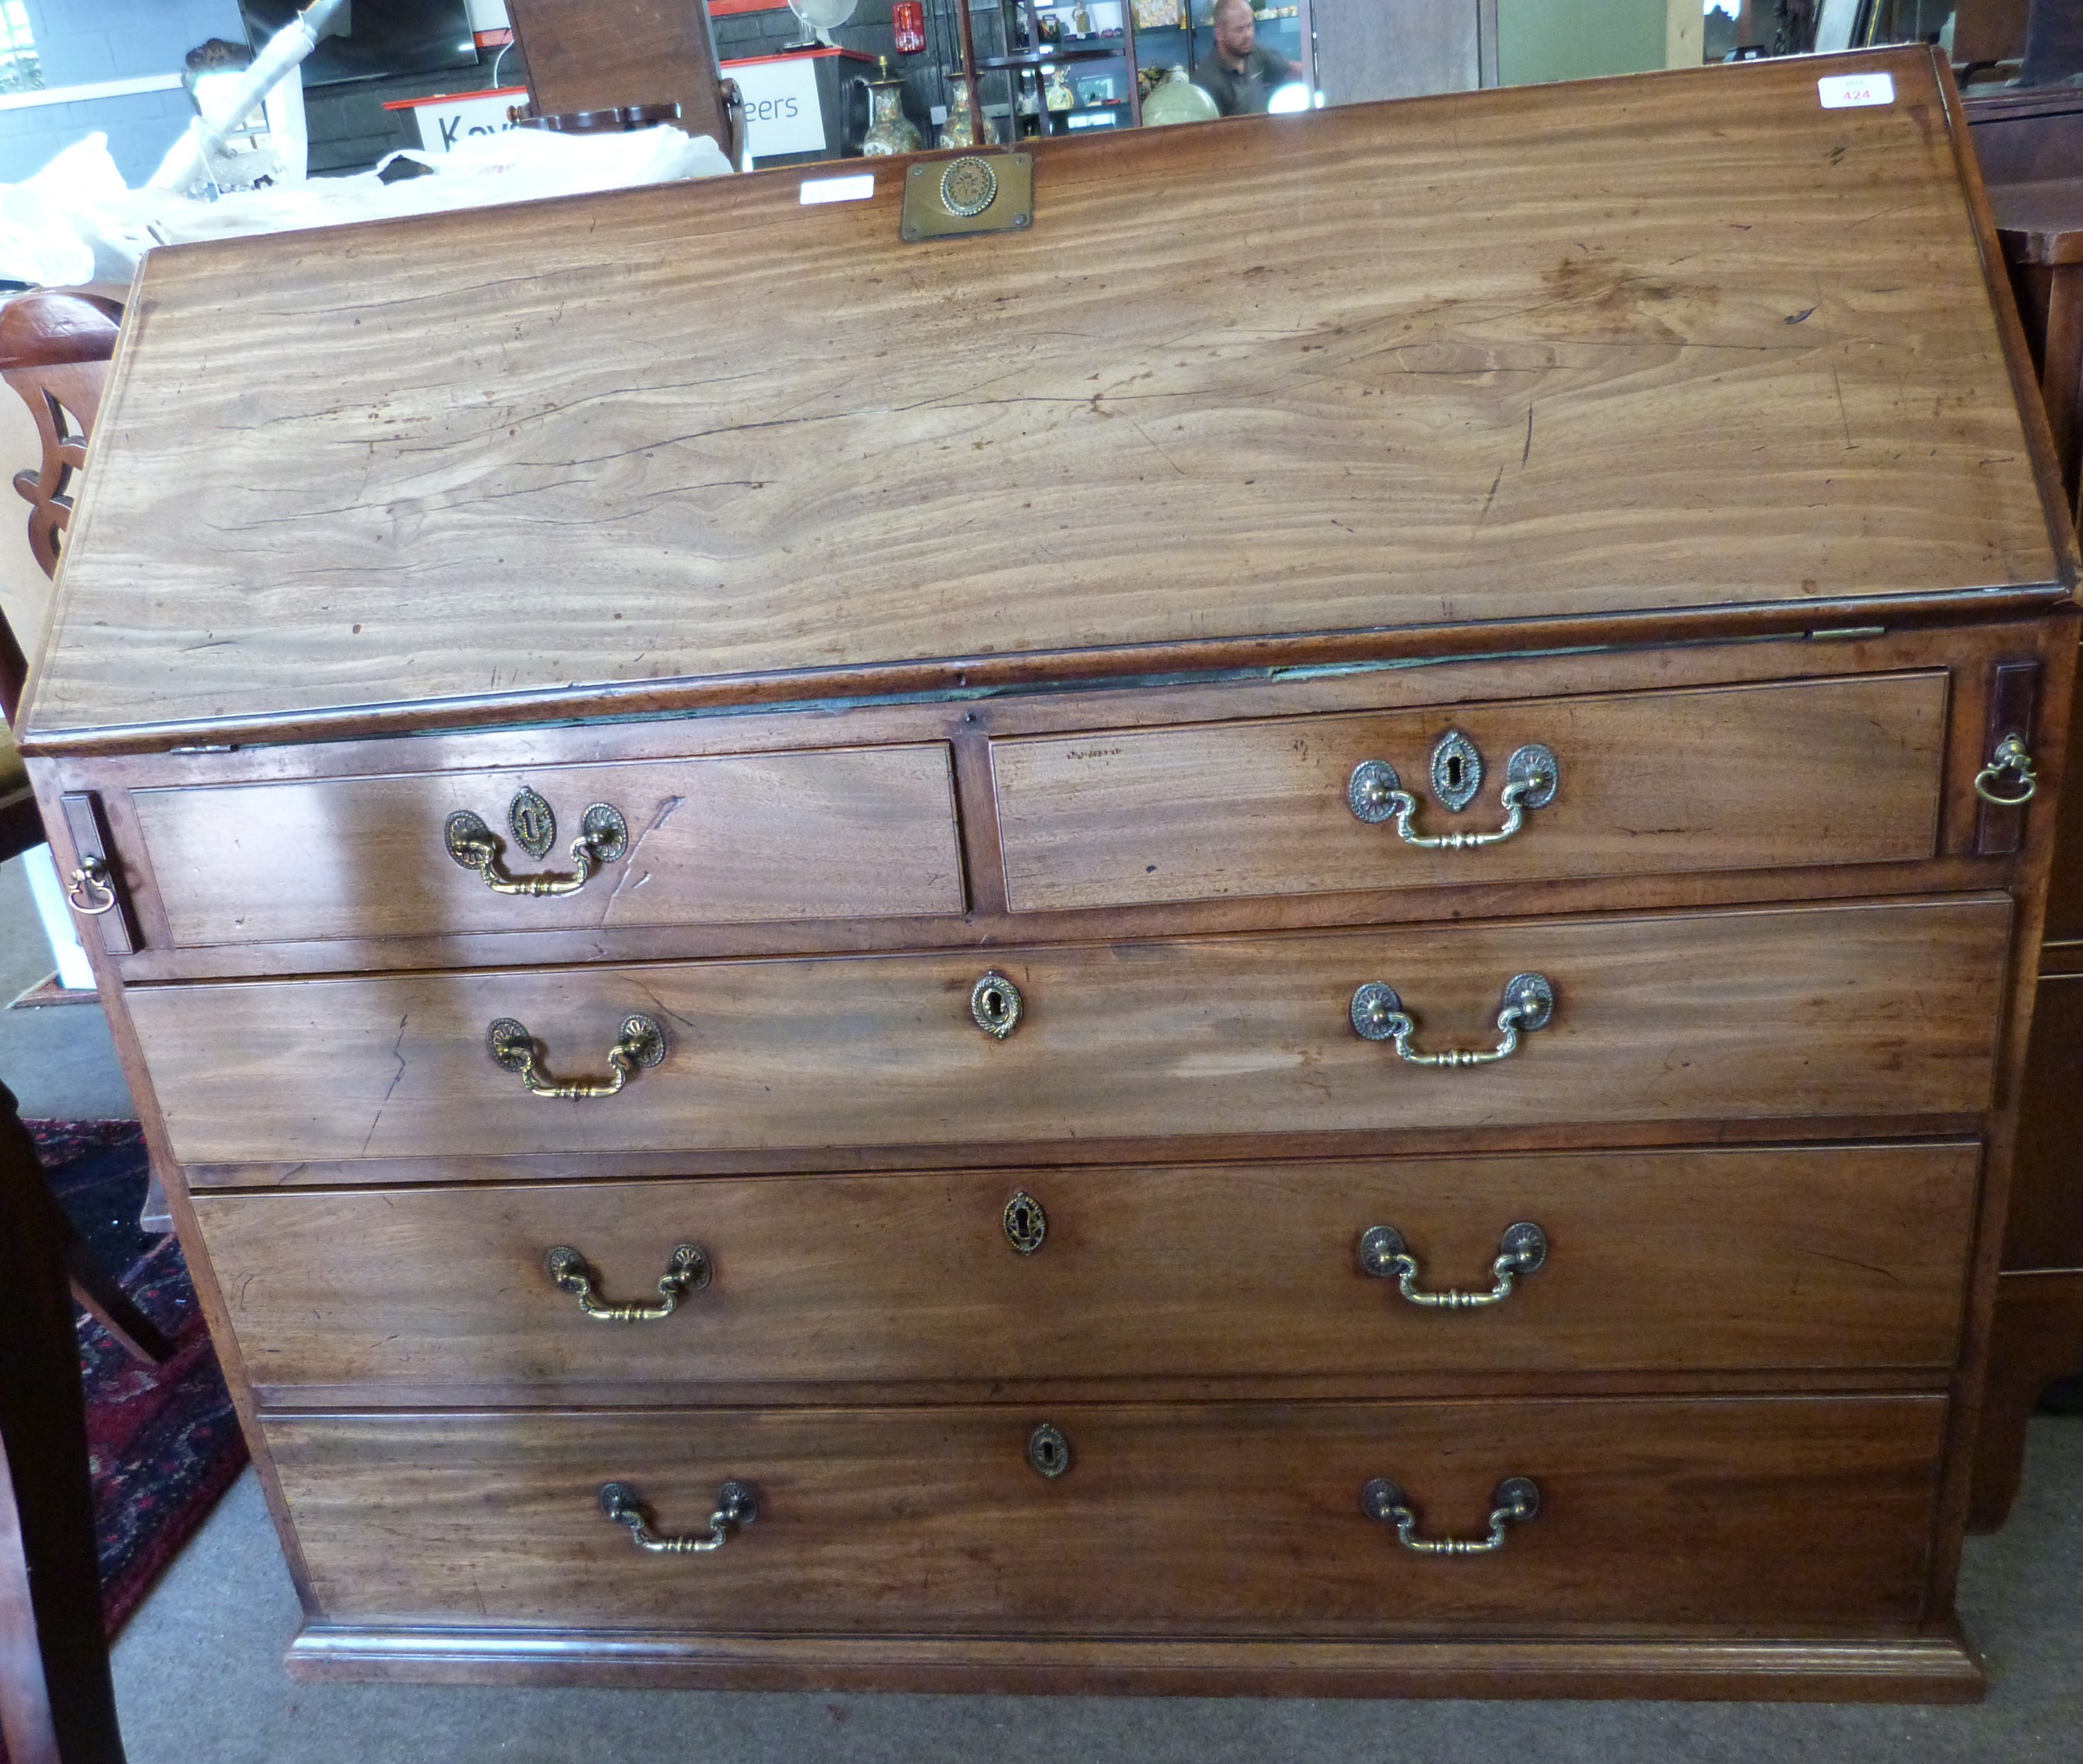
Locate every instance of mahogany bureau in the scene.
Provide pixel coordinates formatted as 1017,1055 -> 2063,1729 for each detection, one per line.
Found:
16,46 -> 2078,1699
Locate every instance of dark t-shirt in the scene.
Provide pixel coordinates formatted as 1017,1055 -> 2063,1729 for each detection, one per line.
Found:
1193,44 -> 1293,116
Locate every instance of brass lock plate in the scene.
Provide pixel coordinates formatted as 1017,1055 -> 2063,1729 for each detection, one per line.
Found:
901,152 -> 1034,242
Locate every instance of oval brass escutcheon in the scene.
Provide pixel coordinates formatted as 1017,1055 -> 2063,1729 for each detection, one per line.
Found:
1027,1421 -> 1071,1479
972,971 -> 1024,1039
1003,1190 -> 1047,1254
1430,730 -> 1483,812
510,786 -> 557,858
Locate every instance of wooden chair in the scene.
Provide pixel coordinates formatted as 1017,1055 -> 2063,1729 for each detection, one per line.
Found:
2,288 -> 123,867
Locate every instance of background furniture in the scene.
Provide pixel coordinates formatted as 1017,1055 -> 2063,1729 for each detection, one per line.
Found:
16,46 -> 2075,1699
1963,93 -> 2083,1530
504,0 -> 737,153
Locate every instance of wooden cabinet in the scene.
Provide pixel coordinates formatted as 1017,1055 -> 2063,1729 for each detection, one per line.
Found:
18,46 -> 2076,1700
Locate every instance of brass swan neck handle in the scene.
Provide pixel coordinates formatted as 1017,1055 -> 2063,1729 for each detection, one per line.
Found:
445,794 -> 629,897
1358,1221 -> 1547,1309
487,1014 -> 666,1098
544,1244 -> 710,1320
1363,1476 -> 1540,1555
1350,974 -> 1553,1068
598,1481 -> 757,1553
1348,741 -> 1559,849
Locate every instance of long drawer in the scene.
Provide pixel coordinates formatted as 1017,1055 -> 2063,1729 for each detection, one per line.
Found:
135,897 -> 2010,1165
128,742 -> 965,947
200,1145 -> 1981,1402
266,1396 -> 1944,1634
992,673 -> 1949,911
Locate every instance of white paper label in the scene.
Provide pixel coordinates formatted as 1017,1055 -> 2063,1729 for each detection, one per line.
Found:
800,173 -> 875,206
1818,72 -> 1894,109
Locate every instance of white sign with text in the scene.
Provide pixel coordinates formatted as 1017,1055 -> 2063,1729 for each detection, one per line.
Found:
407,90 -> 521,154
731,58 -> 828,159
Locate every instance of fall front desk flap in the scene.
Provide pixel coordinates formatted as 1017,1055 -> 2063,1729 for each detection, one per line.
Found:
21,46 -> 2072,748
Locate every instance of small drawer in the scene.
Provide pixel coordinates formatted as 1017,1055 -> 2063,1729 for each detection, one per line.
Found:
129,741 -> 965,947
200,1145 -> 1981,1404
135,896 -> 2009,1167
266,1396 -> 1944,1634
992,673 -> 1948,912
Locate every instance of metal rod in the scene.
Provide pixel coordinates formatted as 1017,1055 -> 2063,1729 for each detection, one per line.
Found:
957,0 -> 985,146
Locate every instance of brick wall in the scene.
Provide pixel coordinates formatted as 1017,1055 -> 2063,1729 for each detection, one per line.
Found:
1,0 -> 247,185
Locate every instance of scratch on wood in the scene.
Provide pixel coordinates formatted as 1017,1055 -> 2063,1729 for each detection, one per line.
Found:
604,796 -> 685,918
362,1014 -> 409,1155
1477,466 -> 1504,526
1522,405 -> 1534,465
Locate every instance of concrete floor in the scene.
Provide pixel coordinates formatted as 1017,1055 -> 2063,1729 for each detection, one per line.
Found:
4,850 -> 2080,1759
0,852 -> 134,1119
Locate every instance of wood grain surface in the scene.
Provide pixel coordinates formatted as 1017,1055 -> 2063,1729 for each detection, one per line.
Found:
127,896 -> 2011,1165
24,49 -> 2063,742
196,1144 -> 1981,1401
263,1396 -> 1945,1632
132,741 -> 964,947
994,672 -> 1949,911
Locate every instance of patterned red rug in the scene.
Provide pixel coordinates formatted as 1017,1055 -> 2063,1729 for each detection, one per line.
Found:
28,1118 -> 249,1634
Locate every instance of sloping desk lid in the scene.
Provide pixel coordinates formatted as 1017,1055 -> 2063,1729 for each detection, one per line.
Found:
21,46 -> 2074,749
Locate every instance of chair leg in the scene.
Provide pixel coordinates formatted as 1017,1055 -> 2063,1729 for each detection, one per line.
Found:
0,1098 -> 128,1764
65,1241 -> 173,1367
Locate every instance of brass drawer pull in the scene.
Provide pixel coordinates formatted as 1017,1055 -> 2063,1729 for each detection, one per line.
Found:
487,1014 -> 666,1098
444,791 -> 629,897
1350,973 -> 1553,1067
1362,1476 -> 1540,1555
1348,741 -> 1558,848
1973,733 -> 2038,807
598,1479 -> 757,1553
544,1243 -> 710,1320
1359,1221 -> 1547,1308
65,854 -> 119,916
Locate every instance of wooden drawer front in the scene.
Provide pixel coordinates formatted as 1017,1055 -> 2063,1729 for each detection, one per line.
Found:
268,1396 -> 1942,1633
130,743 -> 964,947
201,1146 -> 1981,1402
993,674 -> 1948,913
136,898 -> 2009,1166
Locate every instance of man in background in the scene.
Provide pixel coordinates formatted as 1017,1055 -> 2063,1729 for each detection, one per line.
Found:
1193,0 -> 1295,116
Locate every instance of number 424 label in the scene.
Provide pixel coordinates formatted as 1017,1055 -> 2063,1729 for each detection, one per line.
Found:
1818,72 -> 1895,109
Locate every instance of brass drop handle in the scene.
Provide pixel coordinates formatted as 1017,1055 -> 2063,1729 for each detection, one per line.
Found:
444,791 -> 629,897
1363,1476 -> 1540,1555
487,1014 -> 666,1098
1350,973 -> 1553,1067
544,1244 -> 710,1320
65,854 -> 118,916
1348,741 -> 1558,849
1358,1221 -> 1547,1308
1974,733 -> 2038,807
598,1479 -> 757,1553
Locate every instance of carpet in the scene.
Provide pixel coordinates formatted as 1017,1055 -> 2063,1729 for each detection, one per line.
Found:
28,1119 -> 250,1634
